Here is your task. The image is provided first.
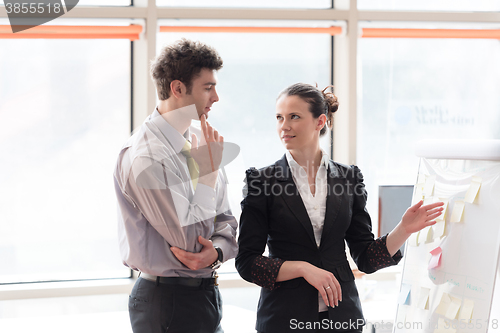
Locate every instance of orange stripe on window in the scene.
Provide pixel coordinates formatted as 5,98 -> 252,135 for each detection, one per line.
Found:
362,28 -> 500,39
160,26 -> 343,35
0,25 -> 142,40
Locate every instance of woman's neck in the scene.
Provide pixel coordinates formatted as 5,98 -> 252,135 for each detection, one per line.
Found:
289,147 -> 323,175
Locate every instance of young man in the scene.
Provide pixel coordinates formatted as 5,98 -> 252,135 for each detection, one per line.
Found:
114,39 -> 238,333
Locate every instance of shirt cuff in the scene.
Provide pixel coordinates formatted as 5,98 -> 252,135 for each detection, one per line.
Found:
251,256 -> 285,290
192,183 -> 217,212
211,239 -> 235,263
366,234 -> 403,271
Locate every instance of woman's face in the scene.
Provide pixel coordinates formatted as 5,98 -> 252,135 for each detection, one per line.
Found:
276,95 -> 324,152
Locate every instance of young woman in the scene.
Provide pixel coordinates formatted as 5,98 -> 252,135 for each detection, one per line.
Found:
236,83 -> 443,333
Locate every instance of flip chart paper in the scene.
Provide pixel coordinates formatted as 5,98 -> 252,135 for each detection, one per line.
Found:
408,231 -> 420,247
417,174 -> 426,184
424,175 -> 436,196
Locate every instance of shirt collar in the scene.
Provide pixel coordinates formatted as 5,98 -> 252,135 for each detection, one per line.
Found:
150,108 -> 191,154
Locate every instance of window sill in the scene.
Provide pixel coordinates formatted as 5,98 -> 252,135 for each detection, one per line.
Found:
0,273 -> 253,301
0,278 -> 136,301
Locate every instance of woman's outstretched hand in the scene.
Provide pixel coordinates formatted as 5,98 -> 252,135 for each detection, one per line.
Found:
401,200 -> 444,234
386,200 -> 444,256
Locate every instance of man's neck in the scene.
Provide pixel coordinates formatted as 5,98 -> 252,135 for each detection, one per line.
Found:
157,100 -> 193,135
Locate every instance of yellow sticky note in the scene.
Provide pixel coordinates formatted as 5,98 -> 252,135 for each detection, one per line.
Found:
424,175 -> 436,196
424,196 -> 437,206
434,317 -> 457,333
464,176 -> 482,204
408,231 -> 420,247
433,221 -> 446,239
445,295 -> 462,320
412,185 -> 424,205
450,201 -> 465,223
422,226 -> 434,243
436,199 -> 449,222
437,317 -> 447,329
418,287 -> 430,310
459,299 -> 474,322
435,293 -> 451,316
436,317 -> 447,330
399,283 -> 412,305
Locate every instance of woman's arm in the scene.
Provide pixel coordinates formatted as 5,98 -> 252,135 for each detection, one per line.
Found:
386,200 -> 444,256
236,168 -> 285,289
345,166 -> 445,272
276,261 -> 342,307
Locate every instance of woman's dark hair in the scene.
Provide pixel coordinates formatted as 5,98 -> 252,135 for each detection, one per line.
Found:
277,83 -> 339,137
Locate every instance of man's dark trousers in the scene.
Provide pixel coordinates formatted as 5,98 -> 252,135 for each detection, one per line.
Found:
129,277 -> 223,333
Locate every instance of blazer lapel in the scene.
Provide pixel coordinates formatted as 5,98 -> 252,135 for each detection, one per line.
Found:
320,161 -> 347,247
274,155 -> 317,247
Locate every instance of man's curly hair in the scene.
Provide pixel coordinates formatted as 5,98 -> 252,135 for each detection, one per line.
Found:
151,39 -> 223,100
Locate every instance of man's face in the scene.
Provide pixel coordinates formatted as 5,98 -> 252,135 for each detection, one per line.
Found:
185,68 -> 219,119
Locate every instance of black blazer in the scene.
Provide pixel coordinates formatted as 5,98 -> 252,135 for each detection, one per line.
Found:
236,155 -> 401,333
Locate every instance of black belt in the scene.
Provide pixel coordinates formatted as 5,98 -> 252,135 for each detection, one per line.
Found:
140,272 -> 218,287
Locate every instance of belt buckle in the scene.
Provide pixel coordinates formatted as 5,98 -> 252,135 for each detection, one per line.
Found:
214,271 -> 219,286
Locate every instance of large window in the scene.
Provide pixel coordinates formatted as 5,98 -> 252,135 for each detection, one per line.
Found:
357,25 -> 500,234
0,37 -> 131,283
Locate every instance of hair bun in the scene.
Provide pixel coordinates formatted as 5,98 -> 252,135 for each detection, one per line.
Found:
321,85 -> 339,115
321,85 -> 338,131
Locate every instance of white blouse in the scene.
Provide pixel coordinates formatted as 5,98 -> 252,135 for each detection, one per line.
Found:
285,150 -> 329,312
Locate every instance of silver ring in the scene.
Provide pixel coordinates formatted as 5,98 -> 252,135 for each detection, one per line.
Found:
325,286 -> 331,290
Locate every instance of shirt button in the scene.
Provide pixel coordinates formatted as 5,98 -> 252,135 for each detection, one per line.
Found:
212,197 -> 215,201
314,205 -> 318,210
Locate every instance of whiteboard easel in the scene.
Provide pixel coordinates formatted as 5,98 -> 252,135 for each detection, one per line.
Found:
394,140 -> 500,333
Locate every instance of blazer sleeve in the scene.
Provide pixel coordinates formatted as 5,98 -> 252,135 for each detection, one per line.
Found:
235,168 -> 285,290
344,165 -> 402,274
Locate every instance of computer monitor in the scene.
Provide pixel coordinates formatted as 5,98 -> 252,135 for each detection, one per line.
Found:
378,185 -> 414,256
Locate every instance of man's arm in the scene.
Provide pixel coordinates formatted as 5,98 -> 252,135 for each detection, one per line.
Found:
171,172 -> 238,270
125,156 -> 217,251
170,116 -> 238,269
